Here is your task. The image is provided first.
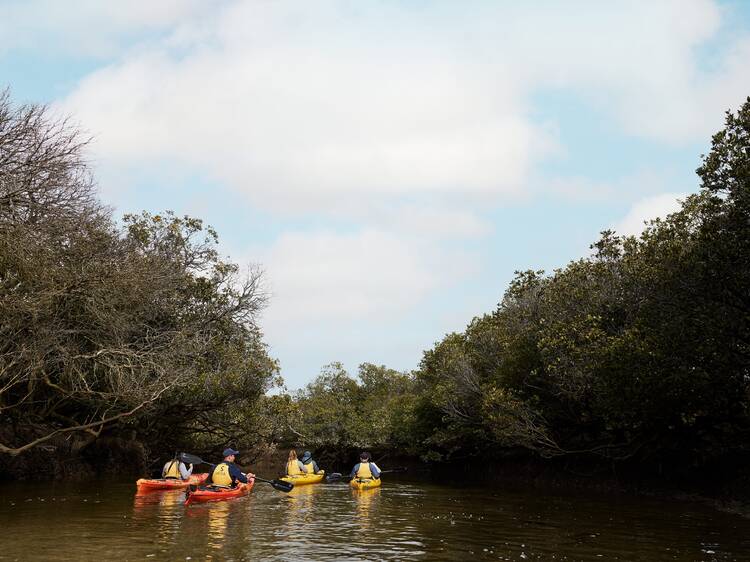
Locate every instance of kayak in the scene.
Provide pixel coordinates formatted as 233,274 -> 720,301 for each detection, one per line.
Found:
184,478 -> 254,505
350,477 -> 382,490
280,471 -> 325,486
136,473 -> 208,491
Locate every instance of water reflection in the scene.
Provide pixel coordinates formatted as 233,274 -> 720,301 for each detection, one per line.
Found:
352,487 -> 380,533
2,479 -> 750,561
132,488 -> 184,548
205,501 -> 231,555
285,482 -> 321,527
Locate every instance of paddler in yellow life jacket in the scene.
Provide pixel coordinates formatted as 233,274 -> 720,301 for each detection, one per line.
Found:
299,450 -> 321,474
162,454 -> 193,480
208,448 -> 253,487
285,449 -> 307,477
349,451 -> 381,481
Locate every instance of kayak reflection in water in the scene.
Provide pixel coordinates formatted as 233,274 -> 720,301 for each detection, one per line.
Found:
162,453 -> 193,481
207,448 -> 254,487
350,451 -> 381,480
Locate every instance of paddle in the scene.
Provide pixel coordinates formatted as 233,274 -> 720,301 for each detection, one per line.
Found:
326,467 -> 407,482
179,452 -> 294,493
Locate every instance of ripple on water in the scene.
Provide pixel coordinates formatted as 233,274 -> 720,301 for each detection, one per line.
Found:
1,480 -> 749,560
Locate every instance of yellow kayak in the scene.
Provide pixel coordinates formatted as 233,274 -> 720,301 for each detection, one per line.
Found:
280,471 -> 325,486
350,477 -> 381,490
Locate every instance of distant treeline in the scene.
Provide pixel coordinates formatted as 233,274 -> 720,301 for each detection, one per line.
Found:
2,88 -> 749,481
292,97 -> 750,476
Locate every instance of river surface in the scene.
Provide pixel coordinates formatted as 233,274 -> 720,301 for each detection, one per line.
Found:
1,475 -> 749,561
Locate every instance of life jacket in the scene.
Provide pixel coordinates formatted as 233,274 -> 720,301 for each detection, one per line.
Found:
356,461 -> 374,479
286,460 -> 303,476
211,462 -> 233,486
164,460 -> 181,479
302,460 -> 315,474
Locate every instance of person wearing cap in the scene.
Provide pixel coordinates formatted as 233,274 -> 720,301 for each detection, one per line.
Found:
349,451 -> 381,481
208,448 -> 252,487
162,453 -> 193,480
300,451 -> 321,475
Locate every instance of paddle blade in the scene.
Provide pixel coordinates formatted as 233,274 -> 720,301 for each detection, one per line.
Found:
271,479 -> 294,493
179,452 -> 205,466
325,472 -> 343,482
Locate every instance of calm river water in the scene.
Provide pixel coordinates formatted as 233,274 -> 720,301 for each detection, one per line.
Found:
1,476 -> 749,561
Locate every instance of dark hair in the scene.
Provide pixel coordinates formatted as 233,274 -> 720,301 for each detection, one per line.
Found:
359,451 -> 371,461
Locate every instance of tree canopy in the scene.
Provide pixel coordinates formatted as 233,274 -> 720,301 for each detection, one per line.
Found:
0,91 -> 276,469
291,97 -> 750,474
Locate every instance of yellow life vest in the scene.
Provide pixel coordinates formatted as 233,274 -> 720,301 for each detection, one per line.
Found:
302,461 -> 315,474
211,462 -> 233,486
356,461 -> 373,479
286,460 -> 303,476
165,460 -> 181,479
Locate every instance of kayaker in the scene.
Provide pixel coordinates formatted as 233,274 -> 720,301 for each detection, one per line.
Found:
162,454 -> 193,480
285,449 -> 306,476
208,448 -> 253,487
300,450 -> 321,474
350,451 -> 381,480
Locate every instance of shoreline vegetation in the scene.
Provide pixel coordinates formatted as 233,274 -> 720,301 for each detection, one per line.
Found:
1,90 -> 749,506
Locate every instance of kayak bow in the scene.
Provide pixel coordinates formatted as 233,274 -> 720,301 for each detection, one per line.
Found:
350,477 -> 382,490
136,473 -> 208,491
280,471 -> 325,486
184,478 -> 255,505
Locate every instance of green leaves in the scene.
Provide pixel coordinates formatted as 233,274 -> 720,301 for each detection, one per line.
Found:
350,97 -> 750,470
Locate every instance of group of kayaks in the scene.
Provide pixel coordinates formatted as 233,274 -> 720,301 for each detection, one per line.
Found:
135,470 -> 382,505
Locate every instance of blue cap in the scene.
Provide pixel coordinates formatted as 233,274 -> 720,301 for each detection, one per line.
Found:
222,448 -> 239,458
300,451 -> 312,462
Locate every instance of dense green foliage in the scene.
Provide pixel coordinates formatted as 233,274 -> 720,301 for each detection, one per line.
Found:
292,362 -> 417,455
0,92 -> 277,471
295,98 -> 750,472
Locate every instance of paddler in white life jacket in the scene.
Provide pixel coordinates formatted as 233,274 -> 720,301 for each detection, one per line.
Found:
162,454 -> 193,480
208,448 -> 253,487
285,449 -> 307,477
299,450 -> 321,474
349,451 -> 381,481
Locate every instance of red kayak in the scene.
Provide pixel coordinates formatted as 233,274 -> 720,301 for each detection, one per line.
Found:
136,473 -> 208,491
184,478 -> 255,505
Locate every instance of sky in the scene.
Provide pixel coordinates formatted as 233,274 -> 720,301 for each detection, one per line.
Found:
2,0 -> 750,389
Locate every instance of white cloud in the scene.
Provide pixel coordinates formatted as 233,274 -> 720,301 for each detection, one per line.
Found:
254,225 -> 482,387
0,0 -> 220,57
614,192 -> 688,237
258,227 -> 477,326
49,0 -> 750,215
60,47 -> 539,212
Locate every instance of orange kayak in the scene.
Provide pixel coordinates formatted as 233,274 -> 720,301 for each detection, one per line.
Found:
136,473 -> 208,491
184,478 -> 255,505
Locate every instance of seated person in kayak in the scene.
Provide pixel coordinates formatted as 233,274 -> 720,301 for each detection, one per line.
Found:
350,451 -> 381,480
208,448 -> 253,487
285,449 -> 307,477
162,455 -> 193,480
300,450 -> 322,474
